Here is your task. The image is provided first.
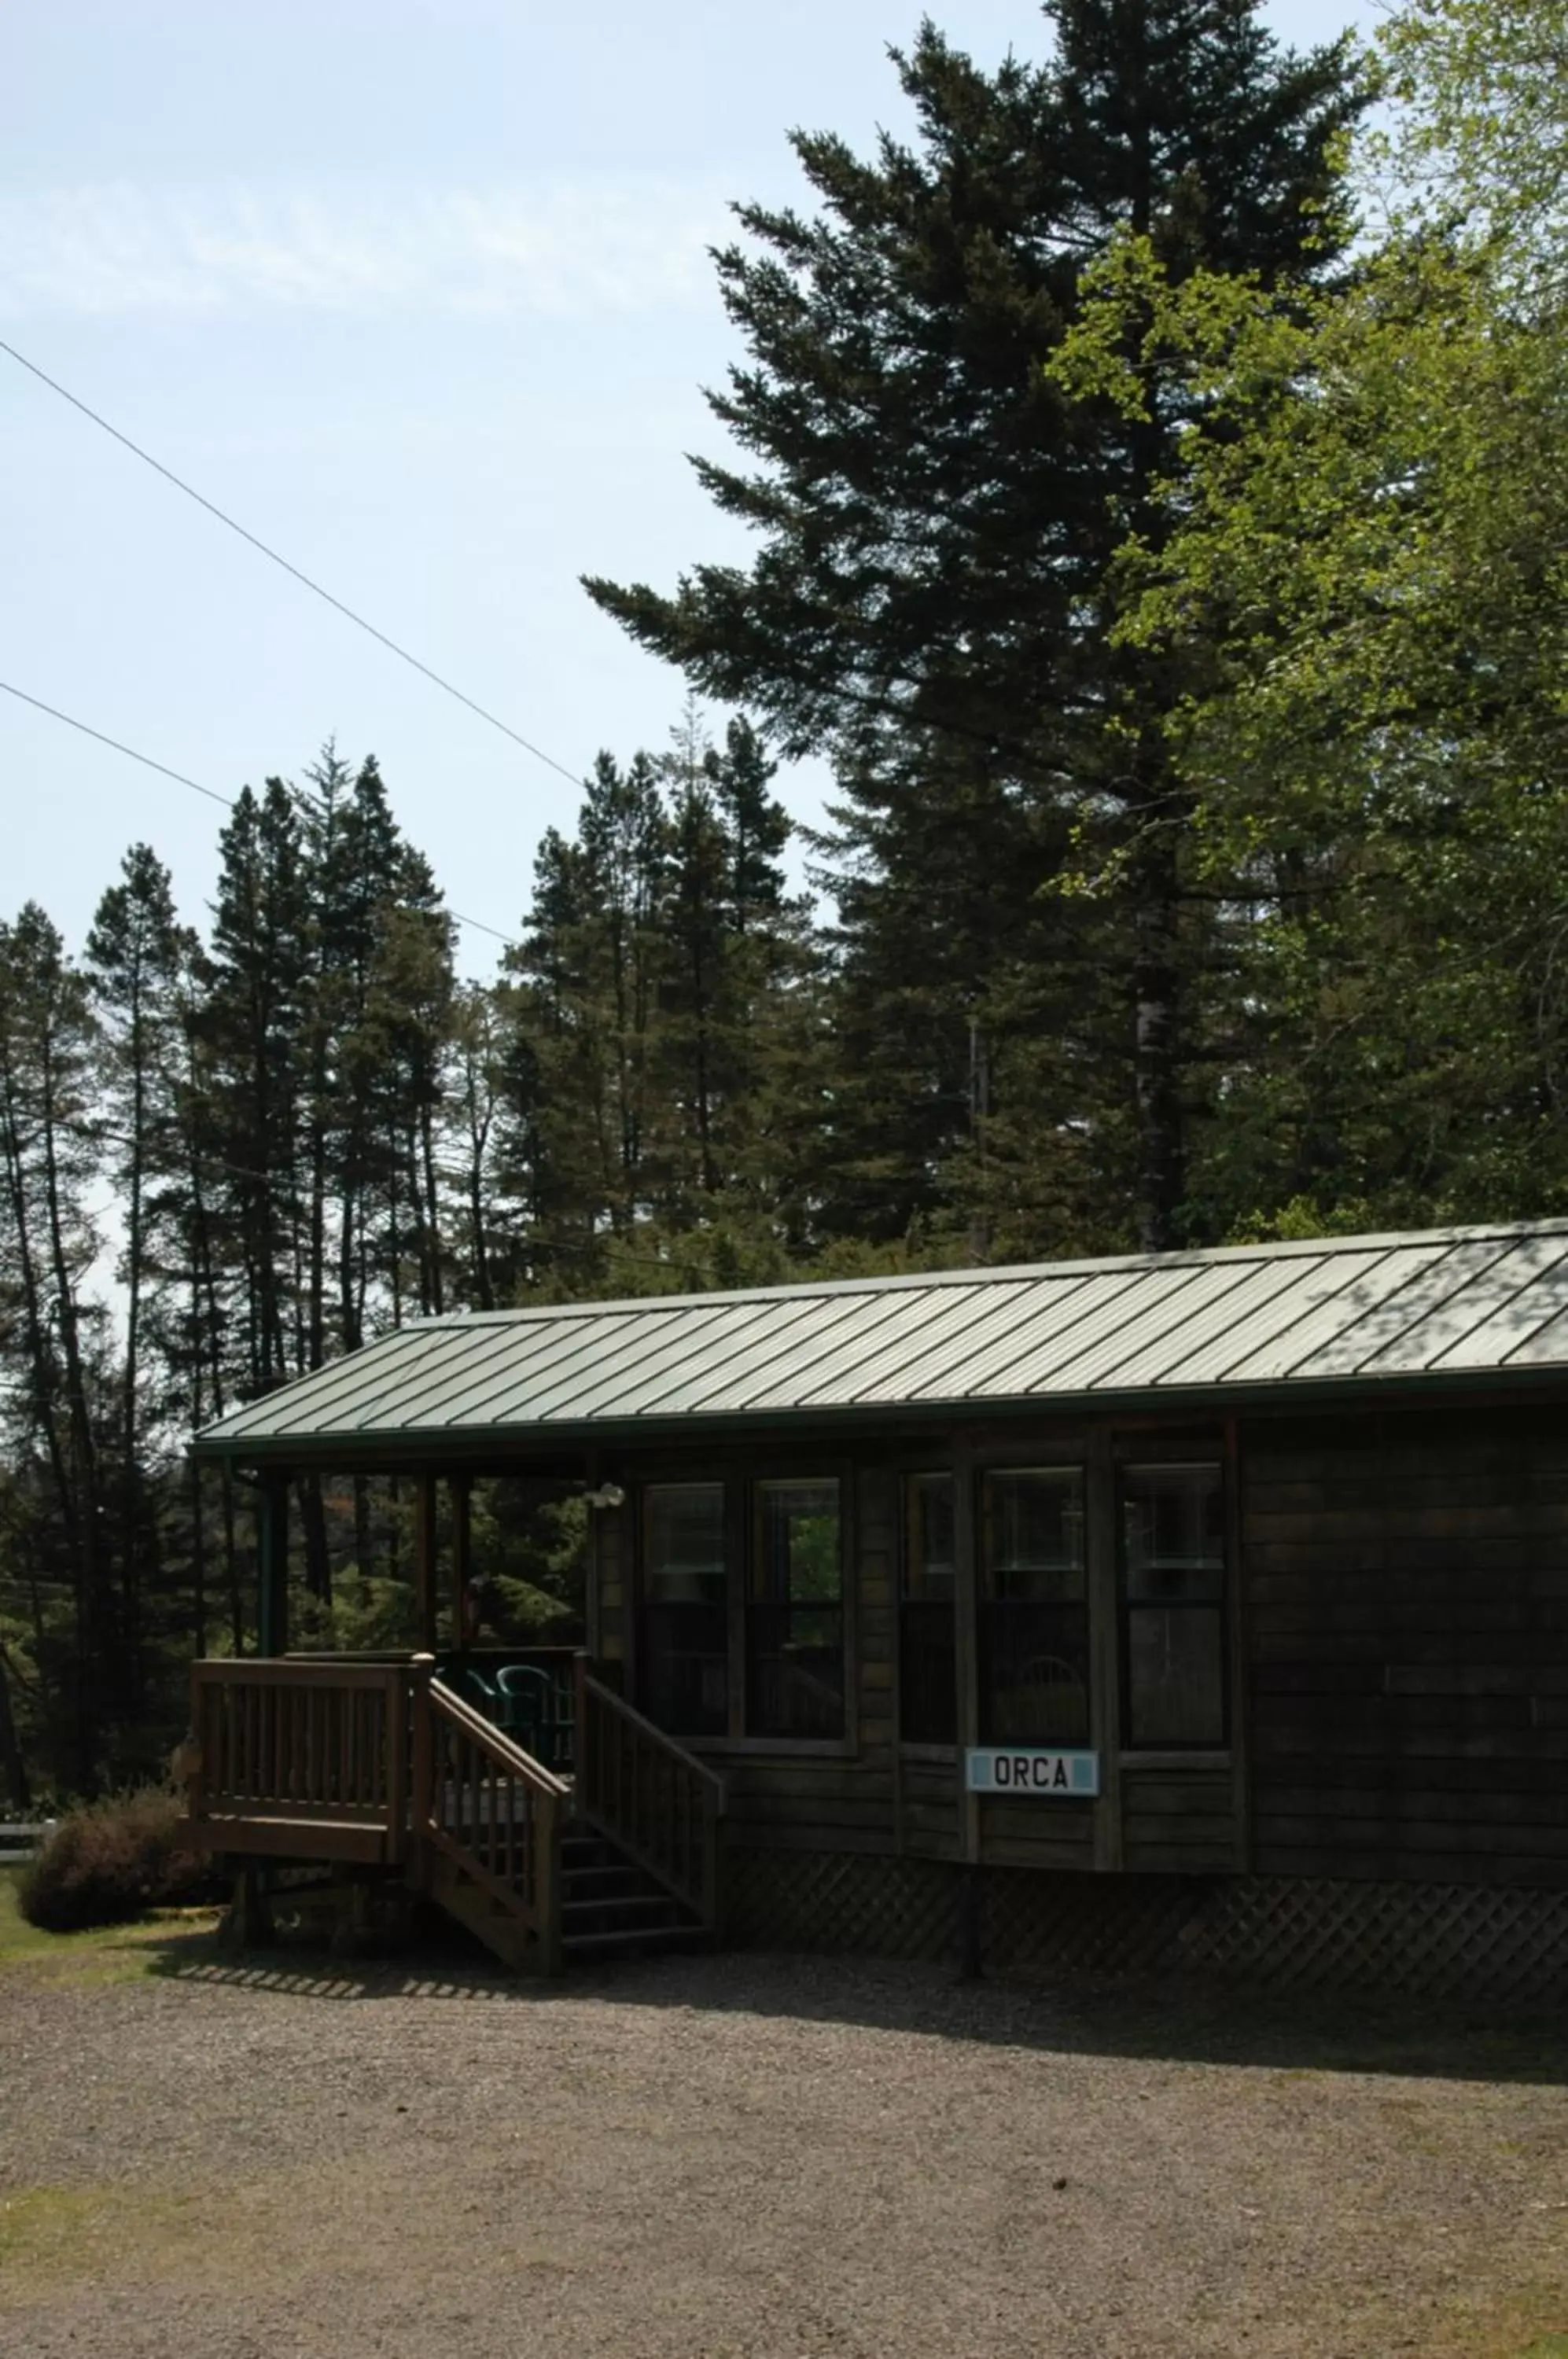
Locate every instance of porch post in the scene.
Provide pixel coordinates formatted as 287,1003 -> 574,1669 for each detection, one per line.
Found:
413,1474 -> 439,1652
451,1474 -> 473,1641
256,1473 -> 289,1657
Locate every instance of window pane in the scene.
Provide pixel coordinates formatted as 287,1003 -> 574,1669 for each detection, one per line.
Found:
981,1469 -> 1085,1600
642,1484 -> 727,1737
749,1481 -> 844,1737
979,1603 -> 1091,1745
1121,1465 -> 1227,1748
1122,1464 -> 1224,1601
746,1606 -> 845,1738
756,1481 -> 841,1603
901,1474 -> 956,1743
646,1484 -> 727,1603
1127,1606 -> 1225,1745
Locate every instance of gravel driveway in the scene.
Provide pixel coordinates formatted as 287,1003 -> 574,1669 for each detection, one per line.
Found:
3,1924 -> 1567,2359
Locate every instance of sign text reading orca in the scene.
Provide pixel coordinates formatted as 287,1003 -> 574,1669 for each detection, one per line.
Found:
965,1748 -> 1099,1798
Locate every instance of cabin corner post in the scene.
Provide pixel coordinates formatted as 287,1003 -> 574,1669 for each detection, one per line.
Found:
256,1471 -> 289,1658
413,1474 -> 439,1653
450,1473 -> 473,1641
408,1651 -> 436,1882
1224,1415 -> 1252,1874
952,1437 -> 981,1869
1088,1426 -> 1123,1871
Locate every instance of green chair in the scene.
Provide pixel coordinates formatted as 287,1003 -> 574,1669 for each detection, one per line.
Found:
440,1661 -> 501,1721
495,1664 -> 573,1772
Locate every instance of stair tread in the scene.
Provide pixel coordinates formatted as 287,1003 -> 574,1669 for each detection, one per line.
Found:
562,1895 -> 679,1921
562,1923 -> 701,1953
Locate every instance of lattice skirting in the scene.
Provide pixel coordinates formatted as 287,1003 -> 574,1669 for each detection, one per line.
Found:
722,1849 -> 1568,2003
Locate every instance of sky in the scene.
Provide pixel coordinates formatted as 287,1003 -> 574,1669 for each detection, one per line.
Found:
3,0 -> 1379,980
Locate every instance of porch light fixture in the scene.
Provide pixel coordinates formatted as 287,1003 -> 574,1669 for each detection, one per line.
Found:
582,1481 -> 626,1511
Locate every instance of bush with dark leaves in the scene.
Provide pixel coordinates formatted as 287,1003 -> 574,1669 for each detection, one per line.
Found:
17,1786 -> 220,1931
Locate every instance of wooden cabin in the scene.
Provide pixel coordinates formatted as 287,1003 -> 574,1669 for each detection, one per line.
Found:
182,1218 -> 1568,1998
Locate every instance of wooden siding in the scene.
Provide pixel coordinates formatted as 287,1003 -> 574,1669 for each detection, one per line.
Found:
1243,1408 -> 1568,1887
592,1399 -> 1568,1891
1121,1766 -> 1237,1874
591,1496 -> 630,1687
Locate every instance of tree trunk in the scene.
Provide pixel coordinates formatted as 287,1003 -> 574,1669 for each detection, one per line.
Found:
0,1651 -> 31,1816
1129,817 -> 1186,1254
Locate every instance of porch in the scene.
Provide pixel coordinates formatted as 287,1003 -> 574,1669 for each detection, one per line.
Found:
178,1648 -> 724,1974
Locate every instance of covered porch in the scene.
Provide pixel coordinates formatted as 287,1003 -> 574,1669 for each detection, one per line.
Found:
178,1460 -> 723,1974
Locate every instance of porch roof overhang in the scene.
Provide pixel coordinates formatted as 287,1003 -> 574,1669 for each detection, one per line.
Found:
191,1218 -> 1568,1470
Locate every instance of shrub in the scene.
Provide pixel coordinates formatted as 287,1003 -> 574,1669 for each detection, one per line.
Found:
16,1786 -> 219,1933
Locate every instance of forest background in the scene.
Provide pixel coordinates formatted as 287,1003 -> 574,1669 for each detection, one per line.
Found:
4,0 -> 1564,1802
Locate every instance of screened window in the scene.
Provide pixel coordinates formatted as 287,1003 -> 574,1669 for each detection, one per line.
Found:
747,1479 -> 844,1739
979,1467 -> 1089,1745
900,1473 -> 957,1745
640,1483 -> 728,1737
1121,1463 -> 1227,1747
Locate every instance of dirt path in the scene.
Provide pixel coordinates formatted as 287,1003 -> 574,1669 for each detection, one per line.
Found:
3,1930 -> 1567,2358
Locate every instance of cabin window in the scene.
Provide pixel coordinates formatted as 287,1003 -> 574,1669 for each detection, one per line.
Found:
978,1467 -> 1089,1744
747,1478 -> 844,1739
1120,1463 -> 1227,1747
640,1483 -> 729,1737
900,1473 -> 957,1744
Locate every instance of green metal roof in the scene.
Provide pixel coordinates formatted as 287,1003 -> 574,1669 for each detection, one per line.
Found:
192,1219 -> 1568,1463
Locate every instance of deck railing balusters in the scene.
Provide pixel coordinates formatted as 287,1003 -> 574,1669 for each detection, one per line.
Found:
573,1668 -> 724,1930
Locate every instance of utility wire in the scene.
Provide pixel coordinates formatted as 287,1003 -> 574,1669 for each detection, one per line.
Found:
1,679 -> 234,811
0,677 -> 514,948
0,333 -> 584,791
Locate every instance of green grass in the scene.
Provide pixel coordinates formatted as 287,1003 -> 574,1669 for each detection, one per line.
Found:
0,1864 -> 218,1985
1515,2341 -> 1568,2357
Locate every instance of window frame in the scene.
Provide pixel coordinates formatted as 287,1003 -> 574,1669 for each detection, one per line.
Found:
1117,1458 -> 1230,1754
745,1474 -> 849,1744
631,1459 -> 856,1756
636,1479 -> 731,1741
975,1460 -> 1092,1749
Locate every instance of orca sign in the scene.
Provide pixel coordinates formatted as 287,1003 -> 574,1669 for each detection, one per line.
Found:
966,1747 -> 1099,1798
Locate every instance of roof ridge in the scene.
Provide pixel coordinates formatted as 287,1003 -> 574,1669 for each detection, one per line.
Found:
407,1216 -> 1568,1330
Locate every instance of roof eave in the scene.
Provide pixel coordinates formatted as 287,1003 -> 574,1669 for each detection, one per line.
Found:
188,1358 -> 1568,1467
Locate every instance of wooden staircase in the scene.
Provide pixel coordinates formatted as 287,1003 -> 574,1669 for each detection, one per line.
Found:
182,1651 -> 724,1977
561,1827 -> 705,1962
429,1821 -> 706,1971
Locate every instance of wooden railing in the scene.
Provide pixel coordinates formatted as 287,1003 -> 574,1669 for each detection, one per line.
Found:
185,1649 -> 723,1967
187,1660 -> 409,1860
574,1662 -> 725,1930
419,1673 -> 569,1972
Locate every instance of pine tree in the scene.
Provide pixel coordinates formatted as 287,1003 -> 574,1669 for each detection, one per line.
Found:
0,907 -> 109,1788
85,846 -> 194,1717
585,0 -> 1367,1249
203,782 -> 311,1399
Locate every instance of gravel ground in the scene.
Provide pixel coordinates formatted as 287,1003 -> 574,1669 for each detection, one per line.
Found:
3,1927 -> 1568,2359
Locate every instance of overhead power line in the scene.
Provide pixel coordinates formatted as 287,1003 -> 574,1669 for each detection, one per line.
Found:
0,677 -> 514,947
0,333 -> 584,790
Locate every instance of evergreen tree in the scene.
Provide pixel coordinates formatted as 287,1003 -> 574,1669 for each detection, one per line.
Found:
203,780 -> 311,1400
586,0 -> 1368,1248
0,907 -> 109,1789
85,846 -> 194,1715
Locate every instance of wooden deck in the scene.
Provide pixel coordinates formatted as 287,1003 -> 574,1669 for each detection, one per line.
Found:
179,1651 -> 724,1972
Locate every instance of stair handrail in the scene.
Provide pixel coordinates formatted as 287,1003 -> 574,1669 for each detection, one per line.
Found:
424,1674 -> 572,1800
415,1660 -> 568,1973
574,1660 -> 725,1930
